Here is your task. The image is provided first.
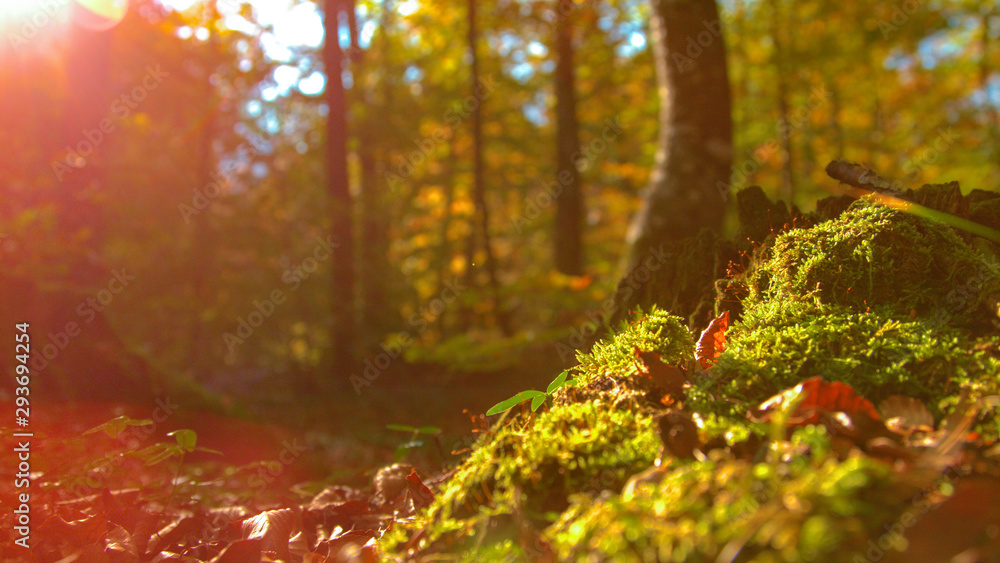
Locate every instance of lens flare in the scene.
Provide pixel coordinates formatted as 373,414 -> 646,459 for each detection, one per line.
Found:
72,0 -> 126,31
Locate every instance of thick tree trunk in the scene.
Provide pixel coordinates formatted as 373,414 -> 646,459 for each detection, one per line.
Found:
323,0 -> 357,384
622,0 -> 732,275
554,0 -> 585,276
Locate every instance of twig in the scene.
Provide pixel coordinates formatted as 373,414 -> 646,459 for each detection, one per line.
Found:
824,160 -> 903,193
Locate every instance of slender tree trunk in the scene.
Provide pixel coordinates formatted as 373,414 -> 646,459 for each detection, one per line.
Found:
436,138 -> 459,334
189,0 -> 220,377
829,78 -> 844,158
355,0 -> 394,351
554,0 -> 584,276
768,0 -> 793,203
732,0 -> 747,142
980,12 -> 1000,174
61,24 -> 113,285
467,0 -> 511,335
323,0 -> 357,385
621,0 -> 732,273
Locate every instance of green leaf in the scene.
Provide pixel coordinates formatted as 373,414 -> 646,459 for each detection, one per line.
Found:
530,394 -> 547,412
486,390 -> 546,416
168,429 -> 197,452
546,370 -> 570,394
387,423 -> 442,435
134,443 -> 180,466
84,416 -> 153,439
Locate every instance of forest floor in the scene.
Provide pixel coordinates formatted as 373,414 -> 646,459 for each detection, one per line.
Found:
8,185 -> 1000,562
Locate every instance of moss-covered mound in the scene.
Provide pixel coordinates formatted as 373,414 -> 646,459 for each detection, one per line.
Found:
742,201 -> 1000,328
378,194 -> 1000,562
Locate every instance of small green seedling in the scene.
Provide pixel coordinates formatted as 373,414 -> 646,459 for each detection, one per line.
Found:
84,415 -> 154,438
387,423 -> 444,462
487,370 -> 575,416
134,429 -> 221,466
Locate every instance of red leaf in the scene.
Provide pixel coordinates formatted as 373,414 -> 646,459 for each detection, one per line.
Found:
695,311 -> 730,369
406,470 -> 434,510
757,377 -> 880,425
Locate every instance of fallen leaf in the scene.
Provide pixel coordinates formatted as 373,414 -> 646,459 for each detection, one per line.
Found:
635,349 -> 687,400
695,311 -> 730,369
240,508 -> 297,561
406,470 -> 434,510
879,395 -> 934,433
755,377 -> 881,425
211,538 -> 262,563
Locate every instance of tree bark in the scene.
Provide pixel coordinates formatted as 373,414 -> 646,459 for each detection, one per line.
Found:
554,0 -> 585,276
189,0 -> 220,378
467,0 -> 511,335
356,0 -> 394,351
60,23 -> 113,285
622,0 -> 732,274
323,0 -> 357,384
768,0 -> 794,203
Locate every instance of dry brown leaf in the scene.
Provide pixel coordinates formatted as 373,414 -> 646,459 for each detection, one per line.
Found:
878,395 -> 935,433
695,311 -> 730,369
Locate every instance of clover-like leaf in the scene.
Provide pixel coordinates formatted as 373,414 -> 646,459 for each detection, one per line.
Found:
487,390 -> 546,416
84,416 -> 153,439
530,393 -> 547,412
546,370 -> 570,394
168,429 -> 198,452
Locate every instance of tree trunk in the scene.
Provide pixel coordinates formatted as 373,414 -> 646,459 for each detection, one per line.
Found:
467,0 -> 511,335
554,0 -> 585,276
768,0 -> 794,203
621,0 -> 732,274
189,0 -> 220,379
979,12 -> 1000,173
356,0 -> 394,351
61,23 -> 113,285
323,0 -> 357,384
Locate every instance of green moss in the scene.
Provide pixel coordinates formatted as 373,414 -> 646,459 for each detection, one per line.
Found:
383,197 -> 1000,561
743,199 -> 1000,328
378,400 -> 660,559
709,300 -> 1000,415
575,308 -> 693,384
548,430 -> 903,563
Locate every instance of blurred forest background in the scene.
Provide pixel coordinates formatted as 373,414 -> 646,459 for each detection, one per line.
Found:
2,0 -> 999,434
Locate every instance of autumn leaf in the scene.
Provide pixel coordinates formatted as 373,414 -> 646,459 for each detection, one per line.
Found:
878,395 -> 934,434
406,470 -> 435,510
568,274 -> 592,291
239,508 -> 296,562
695,310 -> 730,369
755,377 -> 880,426
635,349 -> 687,400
